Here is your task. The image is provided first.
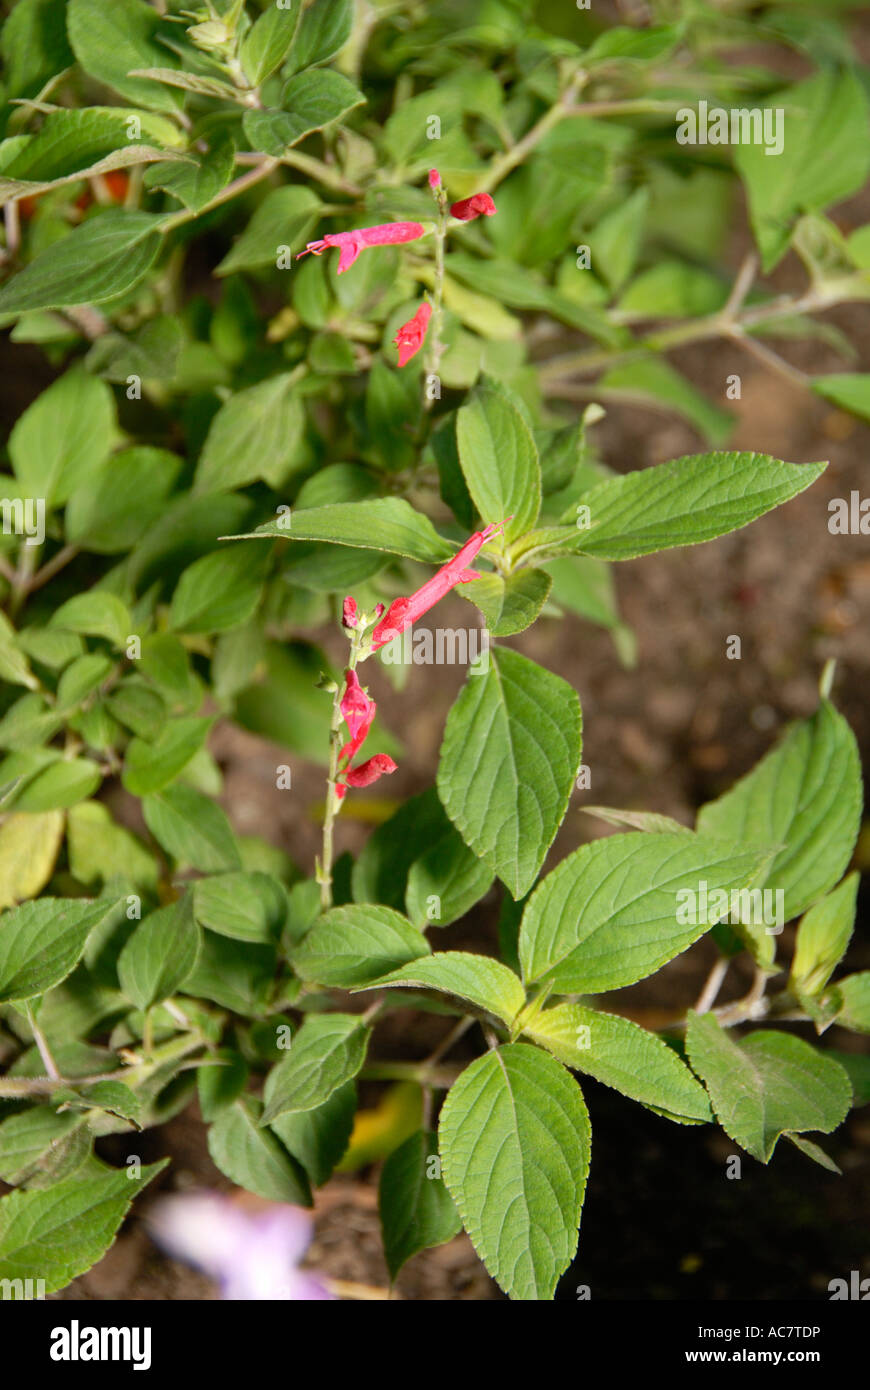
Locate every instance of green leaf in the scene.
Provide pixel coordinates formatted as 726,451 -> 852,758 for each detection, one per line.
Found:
67,0 -> 182,114
142,133 -> 234,214
285,0 -> 353,73
290,905 -> 430,988
56,653 -> 114,710
519,832 -> 773,993
589,187 -> 648,292
827,1050 -> 870,1107
194,373 -> 307,494
791,873 -> 858,997
456,384 -> 541,544
352,786 -> 492,928
85,317 -> 183,384
121,716 -> 213,796
197,1049 -> 249,1122
50,592 -> 131,649
439,1043 -> 590,1300
0,694 -> 63,751
735,70 -> 870,270
10,366 -> 114,508
239,498 -> 455,563
580,806 -> 689,835
169,542 -> 269,634
269,1081 -> 356,1188
459,569 -> 552,636
0,210 -> 164,314
208,1096 -> 311,1205
596,358 -> 734,447
813,373 -> 870,423
380,1128 -> 461,1281
523,1003 -> 712,1122
685,1012 -> 851,1162
0,811 -> 64,910
66,446 -> 182,552
697,700 -> 862,922
261,1014 -> 370,1124
0,613 -> 38,693
404,831 -> 494,930
117,892 -> 201,1009
243,71 -> 365,155
437,647 -> 582,898
193,872 -> 286,944
836,974 -> 870,1035
0,896 -> 121,1004
0,1159 -> 166,1295
142,784 -> 241,873
575,452 -> 826,561
0,107 -> 184,197
184,930 -> 275,1016
361,952 -> 526,1029
74,1081 -> 140,1126
1,0 -> 74,104
215,186 -> 321,275
67,801 -> 157,890
787,1134 -> 840,1173
12,757 -> 101,812
447,253 -> 624,344
0,1108 -> 81,1185
617,261 -> 727,319
240,3 -> 299,85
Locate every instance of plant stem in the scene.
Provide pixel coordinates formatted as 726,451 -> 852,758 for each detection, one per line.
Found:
480,68 -> 588,194
160,156 -> 280,233
25,1002 -> 60,1080
360,1061 -> 462,1088
713,965 -> 771,1027
538,277 -> 863,392
234,149 -> 362,196
27,543 -> 79,596
0,1028 -> 206,1098
424,186 -> 449,406
693,956 -> 730,1014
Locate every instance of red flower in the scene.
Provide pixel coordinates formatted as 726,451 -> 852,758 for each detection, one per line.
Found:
428,169 -> 441,190
339,669 -> 375,763
342,597 -> 358,628
344,754 -> 398,788
297,222 -> 426,274
394,301 -> 432,368
335,671 -> 396,798
450,193 -> 496,222
371,519 -> 508,649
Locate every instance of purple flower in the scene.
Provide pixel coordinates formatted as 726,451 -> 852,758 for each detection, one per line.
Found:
148,1192 -> 333,1300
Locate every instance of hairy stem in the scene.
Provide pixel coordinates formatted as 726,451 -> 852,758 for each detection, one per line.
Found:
0,1028 -> 207,1098
424,186 -> 449,406
360,1061 -> 462,1089
161,156 -> 280,233
539,276 -> 863,391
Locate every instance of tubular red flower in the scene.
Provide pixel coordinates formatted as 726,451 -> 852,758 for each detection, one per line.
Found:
297,222 -> 426,274
344,754 -> 398,787
339,669 -> 375,763
370,519 -> 508,649
394,301 -> 432,368
342,597 -> 358,628
450,193 -> 496,222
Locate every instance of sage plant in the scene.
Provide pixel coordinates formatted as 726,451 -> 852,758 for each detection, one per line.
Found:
0,0 -> 866,1304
